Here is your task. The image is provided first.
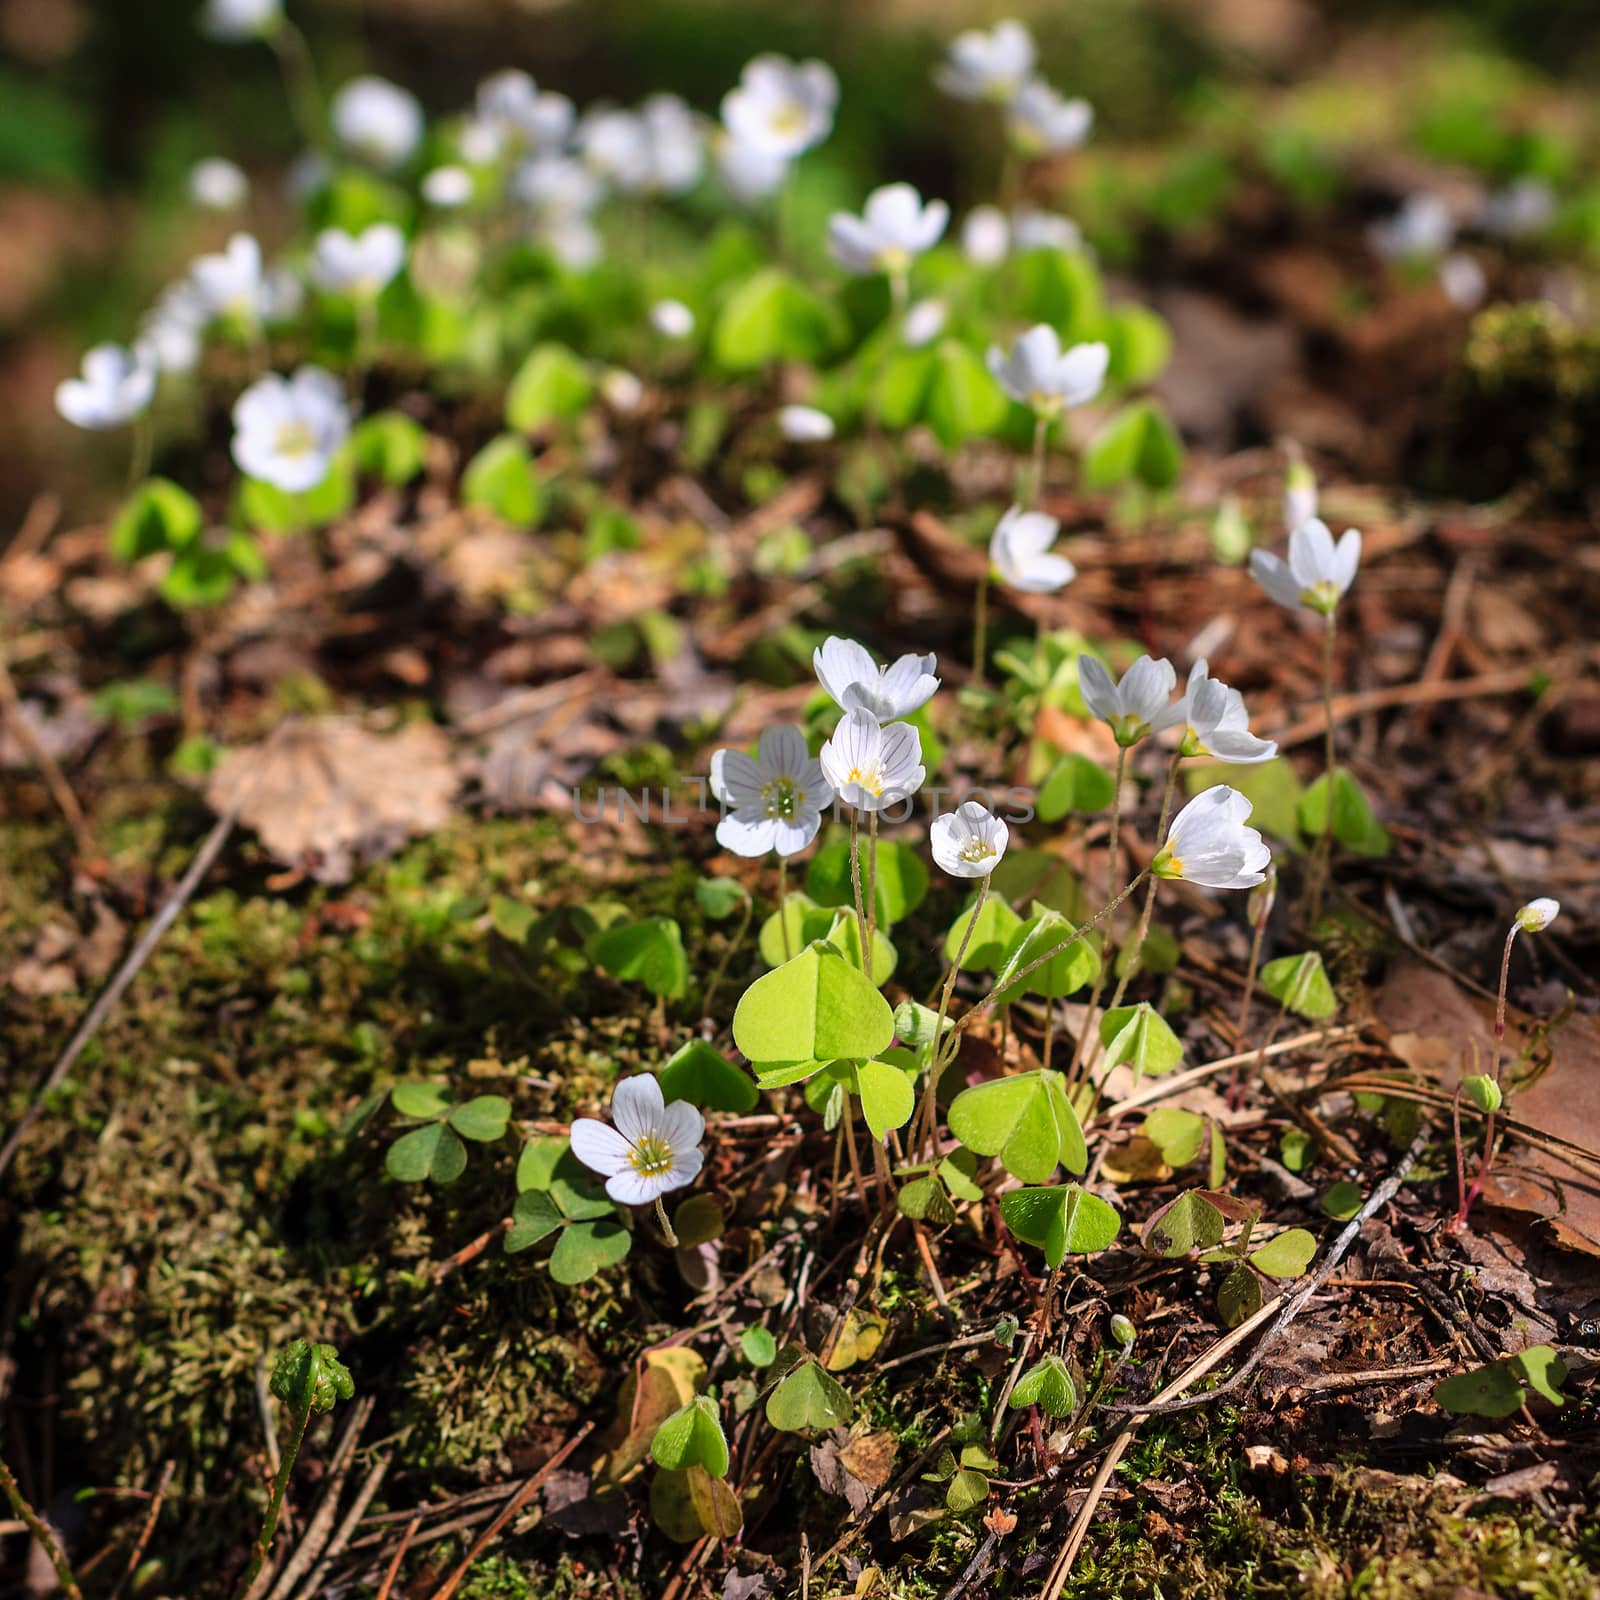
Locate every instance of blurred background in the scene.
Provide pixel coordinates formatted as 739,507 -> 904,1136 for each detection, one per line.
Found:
6,0 -> 1600,528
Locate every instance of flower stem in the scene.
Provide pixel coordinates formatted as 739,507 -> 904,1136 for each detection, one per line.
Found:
270,20 -> 326,156
1491,924 -> 1518,1086
1029,411 -> 1049,509
917,875 -> 990,1160
233,1392 -> 314,1600
849,809 -> 867,950
1237,904 -> 1269,1038
1068,745 -> 1128,1076
777,855 -> 792,962
0,1451 -> 82,1600
701,890 -> 753,1019
864,809 -> 880,967
654,1195 -> 679,1248
1105,752 -> 1182,1015
127,414 -> 154,492
1307,610 -> 1338,926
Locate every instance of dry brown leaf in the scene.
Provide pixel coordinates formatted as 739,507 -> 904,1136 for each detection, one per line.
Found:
837,1428 -> 897,1491
206,719 -> 457,883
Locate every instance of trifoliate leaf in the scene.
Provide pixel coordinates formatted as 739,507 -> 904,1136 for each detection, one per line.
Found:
1298,768 -> 1390,856
1247,1228 -> 1317,1279
944,895 -> 1025,972
713,268 -> 844,370
999,1183 -> 1122,1267
765,1360 -> 854,1434
1320,1181 -> 1364,1220
1433,1362 -> 1526,1419
1511,1346 -> 1567,1407
351,410 -> 428,485
386,1120 -> 467,1184
824,908 -> 898,985
948,1070 -> 1087,1182
695,876 -> 749,920
807,837 -> 928,927
461,434 -> 547,528
991,908 -> 1100,1005
945,1467 -> 990,1513
1009,1354 -> 1077,1418
924,338 -> 1010,449
111,476 -> 203,562
1260,951 -> 1338,1020
651,1395 -> 730,1476
657,1039 -> 759,1113
548,1217 -> 631,1284
506,341 -> 593,431
758,893 -> 834,967
1141,1190 -> 1226,1258
1099,1002 -> 1184,1079
1217,1263 -> 1263,1328
1143,1106 -> 1206,1169
390,1081 -> 451,1120
505,1189 -> 563,1252
589,917 -> 689,1000
446,1095 -> 511,1142
732,943 -> 895,1070
856,1058 -> 916,1140
1036,753 -> 1116,821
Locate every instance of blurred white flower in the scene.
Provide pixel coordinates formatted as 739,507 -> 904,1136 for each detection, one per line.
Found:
1516,898 -> 1559,933
287,150 -> 331,200
189,232 -> 266,324
260,261 -> 305,323
1284,455 -> 1317,533
820,709 -> 925,812
473,70 -> 574,157
422,165 -> 475,208
55,344 -> 156,430
141,283 -> 207,375
721,54 -> 838,159
989,505 -> 1075,593
1007,80 -> 1092,156
310,224 -> 406,298
1369,193 -> 1452,262
1438,252 -> 1486,311
1480,178 -> 1556,239
542,213 -> 603,270
513,154 -> 604,215
1078,653 -> 1185,747
829,182 -> 949,277
189,157 -> 249,211
937,20 -> 1036,102
231,366 -> 350,492
569,1075 -> 704,1207
931,801 -> 1009,878
987,325 -> 1108,415
1250,519 -> 1361,616
332,76 -> 424,170
710,724 -> 833,857
1180,661 -> 1277,765
961,204 -> 1011,266
714,130 -> 790,204
813,636 -> 939,722
200,0 -> 280,41
600,369 -> 644,414
902,296 -> 948,348
1153,785 -> 1272,890
1011,209 -> 1082,253
778,404 -> 835,443
650,299 -> 696,339
641,93 -> 704,194
578,107 -> 651,192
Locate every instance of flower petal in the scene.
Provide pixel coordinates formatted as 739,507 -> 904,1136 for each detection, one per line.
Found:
568,1118 -> 633,1177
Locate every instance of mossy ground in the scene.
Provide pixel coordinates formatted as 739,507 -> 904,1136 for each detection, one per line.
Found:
3,795 -> 1594,1598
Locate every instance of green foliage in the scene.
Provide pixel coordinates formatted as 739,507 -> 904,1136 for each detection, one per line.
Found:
944,895 -> 1025,971
650,1394 -> 729,1476
1299,768 -> 1391,856
238,450 -> 357,533
765,1359 -> 853,1434
732,943 -> 894,1076
1082,400 -> 1185,491
657,1039 -> 758,1113
999,1183 -> 1122,1267
351,410 -> 429,485
461,434 -> 547,527
1261,951 -> 1338,1019
505,1135 -> 631,1284
1036,753 -> 1116,820
695,877 -> 749,920
270,1340 -> 354,1415
713,268 -> 845,370
505,341 -> 593,431
924,339 -> 1010,448
990,908 -> 1100,1005
740,1327 -> 777,1368
806,837 -> 928,926
588,916 -> 689,1000
1010,1354 -> 1077,1417
1434,1347 -> 1566,1417
384,1082 -> 509,1184
1099,1002 -> 1184,1079
948,1070 -> 1088,1182
111,477 -> 202,562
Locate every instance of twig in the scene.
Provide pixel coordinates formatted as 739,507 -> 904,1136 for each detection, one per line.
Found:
0,1448 -> 83,1600
107,1460 -> 174,1600
373,1513 -> 420,1600
0,800 -> 241,1182
293,1452 -> 390,1599
1294,1357 -> 1455,1396
1267,666 -> 1542,750
1099,1121 -> 1430,1417
425,1422 -> 593,1600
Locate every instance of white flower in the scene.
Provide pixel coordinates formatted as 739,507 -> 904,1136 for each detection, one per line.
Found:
641,94 -> 704,194
1284,456 -> 1317,533
200,0 -> 279,41
55,344 -> 156,430
1153,785 -> 1272,890
1480,178 -> 1555,239
1078,653 -> 1185,747
721,54 -> 838,159
422,165 -> 475,208
513,155 -> 603,215
260,261 -> 305,323
189,232 -> 265,324
231,366 -> 350,493
829,183 -> 949,278
778,404 -> 835,443
189,157 -> 249,211
577,107 -> 651,191
714,130 -> 790,203
600,368 -> 644,414
710,725 -> 833,857
141,283 -> 206,374
990,505 -> 1075,593
332,76 -> 423,170
542,214 -> 603,270
813,637 -> 939,722
1007,80 -> 1092,156
902,296 -> 947,348
569,1075 -> 704,1208
650,299 -> 696,339
474,70 -> 574,156
1516,898 -> 1559,934
937,20 -> 1036,102
1250,518 -> 1361,615
987,325 -> 1108,415
1438,252 -> 1486,311
961,205 -> 1011,266
930,801 -> 1009,878
1011,209 -> 1082,253
1180,661 -> 1277,765
1369,193 -> 1452,262
820,709 -> 925,812
310,224 -> 407,298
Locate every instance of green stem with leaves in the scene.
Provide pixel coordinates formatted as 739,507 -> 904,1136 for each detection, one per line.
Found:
233,1400 -> 314,1600
0,1450 -> 82,1600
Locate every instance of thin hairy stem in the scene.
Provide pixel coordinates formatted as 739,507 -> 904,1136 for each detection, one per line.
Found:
1106,752 -> 1182,1014
778,855 -> 792,961
1307,610 -> 1338,924
864,808 -> 880,964
654,1195 -> 679,1247
1029,411 -> 1049,508
916,876 -> 991,1160
1068,746 -> 1128,1076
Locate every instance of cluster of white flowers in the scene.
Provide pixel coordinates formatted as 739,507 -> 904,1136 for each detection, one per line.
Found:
1367,192 -> 1487,311
937,19 -> 1092,156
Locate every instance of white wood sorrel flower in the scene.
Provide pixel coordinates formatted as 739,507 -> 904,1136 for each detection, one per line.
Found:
1078,654 -> 1185,748
570,1076 -> 704,1207
1152,786 -> 1271,890
332,76 -> 424,170
710,725 -> 833,857
55,345 -> 156,431
828,183 -> 949,278
1006,80 -> 1092,156
1516,898 -> 1559,933
310,225 -> 407,299
721,55 -> 838,160
189,232 -> 266,325
931,802 -> 1009,878
937,20 -> 1036,102
987,325 -> 1108,416
200,0 -> 280,41
990,505 -> 1075,594
1180,661 -> 1277,765
813,637 -> 940,722
778,405 -> 835,443
231,366 -> 350,493
820,710 -> 925,812
1250,518 -> 1361,616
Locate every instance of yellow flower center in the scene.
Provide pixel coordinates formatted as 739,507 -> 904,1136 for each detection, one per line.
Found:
275,420 -> 316,458
627,1134 -> 674,1178
770,103 -> 807,138
845,765 -> 884,798
761,776 -> 802,820
959,836 -> 997,864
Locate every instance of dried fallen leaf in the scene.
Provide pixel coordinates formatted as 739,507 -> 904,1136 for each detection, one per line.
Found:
206,719 -> 457,884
